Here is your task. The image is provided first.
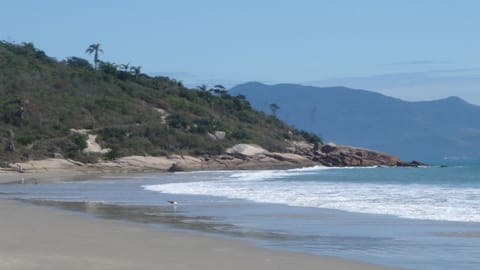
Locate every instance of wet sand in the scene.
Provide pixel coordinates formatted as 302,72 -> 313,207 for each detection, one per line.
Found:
0,201 -> 405,269
0,170 -> 100,184
0,170 -> 405,270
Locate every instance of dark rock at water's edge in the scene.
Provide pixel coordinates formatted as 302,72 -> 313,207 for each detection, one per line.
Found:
287,142 -> 425,167
168,163 -> 185,172
396,160 -> 427,167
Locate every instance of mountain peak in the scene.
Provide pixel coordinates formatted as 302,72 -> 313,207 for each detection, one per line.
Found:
443,96 -> 468,104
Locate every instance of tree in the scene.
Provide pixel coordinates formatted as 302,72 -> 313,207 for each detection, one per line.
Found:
209,84 -> 228,96
130,66 -> 142,78
196,84 -> 208,91
85,43 -> 103,70
270,103 -> 280,117
236,94 -> 246,100
120,63 -> 130,72
66,57 -> 92,70
98,61 -> 118,75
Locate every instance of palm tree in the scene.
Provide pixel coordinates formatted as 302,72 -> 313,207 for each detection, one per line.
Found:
196,84 -> 208,91
120,63 -> 130,72
85,43 -> 103,70
130,66 -> 142,78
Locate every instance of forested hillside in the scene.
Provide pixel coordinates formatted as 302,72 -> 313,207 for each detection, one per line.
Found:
0,42 -> 320,163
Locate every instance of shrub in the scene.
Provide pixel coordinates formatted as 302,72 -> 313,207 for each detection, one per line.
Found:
167,113 -> 189,129
105,148 -> 119,160
231,129 -> 249,140
294,129 -> 323,144
66,57 -> 92,70
17,134 -> 34,145
72,133 -> 87,150
99,61 -> 118,75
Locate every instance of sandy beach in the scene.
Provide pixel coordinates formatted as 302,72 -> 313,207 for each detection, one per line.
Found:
0,199 -> 403,270
0,171 -> 404,270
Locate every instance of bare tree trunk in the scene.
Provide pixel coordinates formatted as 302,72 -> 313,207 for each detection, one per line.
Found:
7,129 -> 15,152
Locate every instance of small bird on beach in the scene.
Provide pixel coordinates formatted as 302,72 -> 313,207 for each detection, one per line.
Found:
167,200 -> 178,205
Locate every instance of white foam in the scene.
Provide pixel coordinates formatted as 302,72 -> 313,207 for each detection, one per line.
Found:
287,165 -> 329,172
142,170 -> 480,223
229,170 -> 295,181
288,165 -> 379,172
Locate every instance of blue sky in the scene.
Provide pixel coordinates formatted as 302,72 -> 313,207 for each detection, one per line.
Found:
2,0 -> 480,104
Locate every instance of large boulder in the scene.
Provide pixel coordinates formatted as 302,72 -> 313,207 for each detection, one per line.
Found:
214,131 -> 226,140
226,144 -> 269,157
207,131 -> 227,141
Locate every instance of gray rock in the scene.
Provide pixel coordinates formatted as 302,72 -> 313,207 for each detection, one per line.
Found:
214,131 -> 226,140
315,144 -> 402,167
320,143 -> 337,154
207,132 -> 217,140
225,144 -> 269,157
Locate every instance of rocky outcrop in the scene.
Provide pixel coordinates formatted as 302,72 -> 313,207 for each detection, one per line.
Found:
283,141 -> 423,167
313,143 -> 428,167
201,144 -> 315,170
2,142 -> 424,176
313,143 -> 400,166
8,158 -> 83,171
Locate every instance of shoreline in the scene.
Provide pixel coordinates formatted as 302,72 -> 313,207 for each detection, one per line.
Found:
0,197 -> 405,270
0,154 -> 316,185
0,169 -> 409,270
0,142 -> 425,185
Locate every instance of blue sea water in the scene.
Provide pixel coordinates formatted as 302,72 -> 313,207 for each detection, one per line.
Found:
1,165 -> 480,270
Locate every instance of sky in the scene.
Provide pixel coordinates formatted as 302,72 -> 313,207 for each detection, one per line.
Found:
2,0 -> 480,104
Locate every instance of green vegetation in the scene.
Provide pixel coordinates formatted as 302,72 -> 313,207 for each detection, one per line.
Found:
85,43 -> 103,70
0,41 -> 321,163
269,103 -> 280,117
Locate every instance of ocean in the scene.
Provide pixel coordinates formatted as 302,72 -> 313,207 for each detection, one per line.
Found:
1,164 -> 479,270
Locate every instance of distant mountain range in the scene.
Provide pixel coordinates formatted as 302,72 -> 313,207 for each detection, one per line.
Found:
230,82 -> 480,162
